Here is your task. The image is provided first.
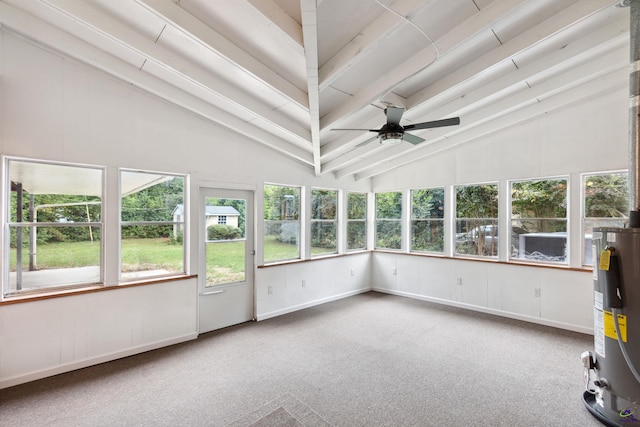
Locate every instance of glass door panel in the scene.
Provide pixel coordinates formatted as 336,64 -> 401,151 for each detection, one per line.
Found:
204,197 -> 246,287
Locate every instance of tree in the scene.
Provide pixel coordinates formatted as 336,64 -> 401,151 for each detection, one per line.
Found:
585,173 -> 628,218
511,179 -> 566,232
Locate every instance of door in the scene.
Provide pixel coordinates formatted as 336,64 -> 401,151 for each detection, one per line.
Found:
198,188 -> 254,333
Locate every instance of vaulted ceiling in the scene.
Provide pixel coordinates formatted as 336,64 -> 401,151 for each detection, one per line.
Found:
0,0 -> 631,181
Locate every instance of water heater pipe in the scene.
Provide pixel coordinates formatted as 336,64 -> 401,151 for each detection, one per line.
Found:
628,0 -> 640,226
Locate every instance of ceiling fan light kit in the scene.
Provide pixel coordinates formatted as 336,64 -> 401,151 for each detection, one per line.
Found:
379,132 -> 404,145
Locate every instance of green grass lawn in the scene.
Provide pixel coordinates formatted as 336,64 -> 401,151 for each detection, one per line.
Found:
10,237 -> 304,284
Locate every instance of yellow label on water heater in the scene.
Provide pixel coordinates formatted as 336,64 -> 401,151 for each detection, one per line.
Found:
599,249 -> 611,271
604,311 -> 627,342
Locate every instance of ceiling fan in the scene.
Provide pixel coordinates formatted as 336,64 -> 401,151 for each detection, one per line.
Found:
333,106 -> 460,146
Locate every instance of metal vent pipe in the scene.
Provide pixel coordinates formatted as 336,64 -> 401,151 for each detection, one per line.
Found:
628,0 -> 640,226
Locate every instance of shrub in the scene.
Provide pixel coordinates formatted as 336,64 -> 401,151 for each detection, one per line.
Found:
208,224 -> 241,240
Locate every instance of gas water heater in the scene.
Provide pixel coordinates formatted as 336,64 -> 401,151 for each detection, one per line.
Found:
582,1 -> 640,425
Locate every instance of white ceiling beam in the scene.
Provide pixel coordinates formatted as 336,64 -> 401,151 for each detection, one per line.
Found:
136,0 -> 309,110
301,0 -> 321,175
246,0 -> 304,50
36,0 -> 312,145
341,62 -> 627,180
407,0 -> 620,111
319,0 -> 530,131
0,1 -> 315,167
318,0 -> 426,92
355,70 -> 627,181
407,15 -> 629,122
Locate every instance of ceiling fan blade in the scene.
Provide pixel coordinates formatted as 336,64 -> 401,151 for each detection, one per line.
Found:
331,128 -> 380,132
403,133 -> 425,145
385,107 -> 405,126
404,117 -> 460,131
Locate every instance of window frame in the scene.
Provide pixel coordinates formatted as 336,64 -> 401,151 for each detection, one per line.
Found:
410,187 -> 445,254
453,182 -> 499,258
3,157 -> 105,297
346,191 -> 367,252
310,187 -> 338,257
509,176 -> 568,265
119,168 -> 187,282
375,191 -> 403,251
263,183 -> 302,263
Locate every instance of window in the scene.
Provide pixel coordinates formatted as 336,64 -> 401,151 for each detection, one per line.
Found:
120,170 -> 185,280
311,189 -> 337,256
411,188 -> 444,253
347,192 -> 367,251
510,178 -> 567,263
263,184 -> 300,262
455,184 -> 498,257
218,215 -> 227,225
375,192 -> 402,250
4,158 -> 103,295
583,172 -> 628,265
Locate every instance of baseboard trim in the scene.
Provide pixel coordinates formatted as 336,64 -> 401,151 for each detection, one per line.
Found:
372,287 -> 593,335
0,332 -> 198,389
256,287 -> 370,321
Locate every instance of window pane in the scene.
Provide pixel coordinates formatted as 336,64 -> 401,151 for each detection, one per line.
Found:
348,192 -> 367,219
376,220 -> 402,249
264,185 -> 300,262
583,172 -> 628,265
455,184 -> 498,257
456,184 -> 498,218
347,221 -> 366,250
5,159 -> 103,295
411,188 -> 444,253
311,189 -> 337,256
347,192 -> 367,251
511,219 -> 567,263
311,189 -> 337,220
510,178 -> 567,264
512,179 -> 567,218
121,225 -> 184,278
7,226 -> 101,294
376,192 -> 402,219
411,188 -> 444,219
120,171 -> 185,280
376,192 -> 402,250
311,221 -> 337,255
455,219 -> 498,256
204,197 -> 246,286
411,220 -> 444,252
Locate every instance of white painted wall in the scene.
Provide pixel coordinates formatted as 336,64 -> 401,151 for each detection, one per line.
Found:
256,253 -> 371,320
371,253 -> 593,333
0,279 -> 198,389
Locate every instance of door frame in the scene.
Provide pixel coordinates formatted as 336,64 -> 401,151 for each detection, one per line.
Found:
198,186 -> 255,333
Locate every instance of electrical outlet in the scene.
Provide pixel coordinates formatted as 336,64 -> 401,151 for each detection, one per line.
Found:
456,277 -> 462,285
267,285 -> 273,294
392,267 -> 397,275
350,268 -> 355,276
534,288 -> 541,297
302,279 -> 306,287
